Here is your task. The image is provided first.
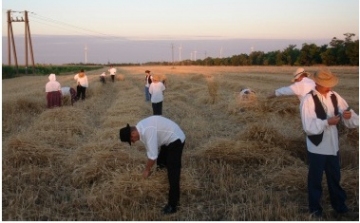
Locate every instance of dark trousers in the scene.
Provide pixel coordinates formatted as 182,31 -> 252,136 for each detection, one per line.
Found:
145,87 -> 151,101
307,151 -> 348,214
76,85 -> 86,100
111,75 -> 115,82
157,139 -> 185,207
152,101 -> 163,115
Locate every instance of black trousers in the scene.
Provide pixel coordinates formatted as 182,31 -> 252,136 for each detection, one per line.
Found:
76,85 -> 86,100
152,101 -> 163,115
111,75 -> 115,82
157,139 -> 185,207
307,151 -> 348,214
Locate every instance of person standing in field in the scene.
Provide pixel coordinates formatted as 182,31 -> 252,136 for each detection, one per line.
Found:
300,69 -> 358,220
108,65 -> 117,82
60,86 -> 77,106
144,70 -> 153,102
149,74 -> 166,115
74,69 -> 89,100
119,116 -> 186,214
268,67 -> 315,101
45,73 -> 62,108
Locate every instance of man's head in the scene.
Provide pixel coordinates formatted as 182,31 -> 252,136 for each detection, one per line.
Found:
145,70 -> 151,74
119,124 -> 139,145
292,68 -> 310,82
312,69 -> 338,94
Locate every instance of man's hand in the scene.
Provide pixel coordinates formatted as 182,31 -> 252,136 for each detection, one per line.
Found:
342,110 -> 352,120
143,169 -> 151,179
267,92 -> 276,99
143,159 -> 156,179
328,115 -> 341,125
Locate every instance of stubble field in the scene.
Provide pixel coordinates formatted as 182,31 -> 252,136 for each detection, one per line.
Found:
2,66 -> 359,220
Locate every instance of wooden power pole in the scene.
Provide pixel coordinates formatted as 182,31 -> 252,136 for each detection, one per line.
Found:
7,10 -> 35,74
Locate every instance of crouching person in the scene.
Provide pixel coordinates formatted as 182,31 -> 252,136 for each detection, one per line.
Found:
61,86 -> 77,106
239,87 -> 256,101
119,116 -> 186,215
100,72 -> 106,84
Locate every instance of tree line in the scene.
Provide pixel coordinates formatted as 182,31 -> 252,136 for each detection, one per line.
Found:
149,33 -> 358,67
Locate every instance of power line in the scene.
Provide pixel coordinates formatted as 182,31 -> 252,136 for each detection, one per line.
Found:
30,12 -> 119,39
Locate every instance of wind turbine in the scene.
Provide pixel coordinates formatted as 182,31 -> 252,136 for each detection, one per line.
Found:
84,44 -> 88,64
178,44 -> 182,61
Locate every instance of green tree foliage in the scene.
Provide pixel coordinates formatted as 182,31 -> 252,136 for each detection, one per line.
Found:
169,33 -> 358,67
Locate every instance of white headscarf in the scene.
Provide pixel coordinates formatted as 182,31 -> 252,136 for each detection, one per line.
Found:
45,73 -> 61,92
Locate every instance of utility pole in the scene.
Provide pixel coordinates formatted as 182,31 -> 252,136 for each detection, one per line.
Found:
24,10 -> 35,74
171,43 -> 174,68
7,10 -> 35,74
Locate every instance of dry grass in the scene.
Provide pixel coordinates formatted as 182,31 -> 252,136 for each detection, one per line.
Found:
2,66 -> 359,221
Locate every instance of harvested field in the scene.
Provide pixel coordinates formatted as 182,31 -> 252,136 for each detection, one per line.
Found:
2,66 -> 359,220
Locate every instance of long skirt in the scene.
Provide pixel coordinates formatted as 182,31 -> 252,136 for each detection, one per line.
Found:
47,91 -> 62,108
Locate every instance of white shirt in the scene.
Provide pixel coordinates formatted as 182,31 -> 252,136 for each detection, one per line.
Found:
275,77 -> 315,101
108,67 -> 116,75
300,90 -> 358,155
61,87 -> 71,96
149,81 -> 165,103
74,73 -> 89,87
136,116 -> 186,160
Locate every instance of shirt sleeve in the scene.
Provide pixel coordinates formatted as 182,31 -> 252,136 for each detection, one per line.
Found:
144,128 -> 158,160
334,92 -> 359,128
149,84 -> 153,94
275,86 -> 295,96
300,94 -> 329,135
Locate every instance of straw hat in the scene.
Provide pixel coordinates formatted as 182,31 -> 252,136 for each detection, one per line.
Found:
291,68 -> 310,82
311,69 -> 338,88
152,74 -> 160,82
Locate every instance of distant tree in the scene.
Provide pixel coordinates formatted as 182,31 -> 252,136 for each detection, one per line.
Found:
275,51 -> 284,66
249,51 -> 264,65
344,33 -> 359,65
297,43 -> 321,65
263,51 -> 278,65
282,45 -> 300,65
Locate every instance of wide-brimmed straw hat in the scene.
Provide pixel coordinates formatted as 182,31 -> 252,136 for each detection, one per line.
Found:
311,69 -> 338,88
152,74 -> 160,82
119,124 -> 131,145
291,68 -> 310,82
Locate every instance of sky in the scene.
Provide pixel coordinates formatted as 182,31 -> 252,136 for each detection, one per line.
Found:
1,0 -> 359,64
2,0 -> 358,40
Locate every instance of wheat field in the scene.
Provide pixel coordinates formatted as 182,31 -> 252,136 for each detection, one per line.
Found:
2,66 -> 359,221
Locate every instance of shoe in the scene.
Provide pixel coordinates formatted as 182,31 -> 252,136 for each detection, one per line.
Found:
162,204 -> 177,214
332,211 -> 358,221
